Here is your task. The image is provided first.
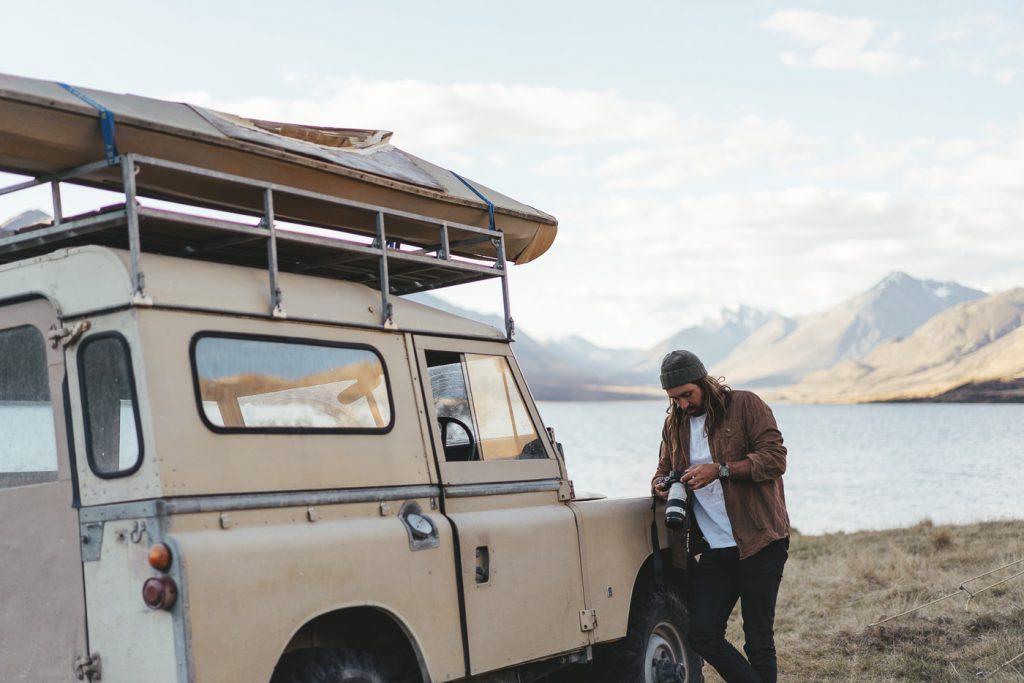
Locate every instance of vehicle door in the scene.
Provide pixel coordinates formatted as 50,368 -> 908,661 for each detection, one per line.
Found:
0,298 -> 88,681
413,336 -> 590,676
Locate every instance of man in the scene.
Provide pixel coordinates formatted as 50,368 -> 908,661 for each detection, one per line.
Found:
653,350 -> 789,683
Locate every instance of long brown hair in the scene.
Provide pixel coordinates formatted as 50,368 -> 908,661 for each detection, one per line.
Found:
663,375 -> 732,457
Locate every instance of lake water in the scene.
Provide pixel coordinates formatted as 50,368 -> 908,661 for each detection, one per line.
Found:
536,401 -> 1024,535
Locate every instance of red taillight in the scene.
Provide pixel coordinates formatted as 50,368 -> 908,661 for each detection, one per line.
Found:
142,576 -> 178,610
148,543 -> 173,571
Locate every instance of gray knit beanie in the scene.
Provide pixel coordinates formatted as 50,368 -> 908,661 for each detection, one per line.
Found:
659,350 -> 707,389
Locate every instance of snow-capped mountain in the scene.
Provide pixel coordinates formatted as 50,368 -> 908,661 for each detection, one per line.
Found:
404,293 -> 642,399
0,209 -> 51,233
779,288 -> 1024,402
711,272 -> 987,389
617,305 -> 771,385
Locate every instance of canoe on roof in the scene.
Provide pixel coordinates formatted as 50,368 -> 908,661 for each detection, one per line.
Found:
0,72 -> 556,264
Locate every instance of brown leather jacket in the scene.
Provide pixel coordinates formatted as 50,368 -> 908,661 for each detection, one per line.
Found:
653,390 -> 789,564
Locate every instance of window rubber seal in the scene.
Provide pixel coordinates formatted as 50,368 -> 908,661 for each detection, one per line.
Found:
188,330 -> 397,435
77,332 -> 145,479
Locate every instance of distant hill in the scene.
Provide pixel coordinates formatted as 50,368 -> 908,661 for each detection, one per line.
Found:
712,272 -> 987,389
398,274 -> 1017,403
777,288 -> 1024,403
0,209 -> 51,233
404,293 -> 643,399
618,305 -> 770,385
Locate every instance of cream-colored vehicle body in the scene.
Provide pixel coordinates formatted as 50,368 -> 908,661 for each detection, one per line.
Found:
0,246 -> 670,682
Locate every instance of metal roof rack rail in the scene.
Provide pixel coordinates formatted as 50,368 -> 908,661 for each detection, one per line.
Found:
0,153 -> 515,339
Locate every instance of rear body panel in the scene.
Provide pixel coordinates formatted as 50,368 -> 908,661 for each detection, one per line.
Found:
0,298 -> 87,681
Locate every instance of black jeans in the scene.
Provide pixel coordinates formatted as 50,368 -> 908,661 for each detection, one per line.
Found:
688,538 -> 788,683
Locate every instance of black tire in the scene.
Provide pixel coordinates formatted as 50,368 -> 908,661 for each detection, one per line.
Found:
270,647 -> 401,683
590,585 -> 704,683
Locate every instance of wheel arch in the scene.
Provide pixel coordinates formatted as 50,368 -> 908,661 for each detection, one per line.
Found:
629,548 -> 684,609
276,604 -> 430,683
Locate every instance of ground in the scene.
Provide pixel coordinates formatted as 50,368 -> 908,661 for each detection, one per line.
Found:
705,520 -> 1024,682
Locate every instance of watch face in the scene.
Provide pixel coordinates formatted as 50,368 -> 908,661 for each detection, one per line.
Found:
719,463 -> 730,478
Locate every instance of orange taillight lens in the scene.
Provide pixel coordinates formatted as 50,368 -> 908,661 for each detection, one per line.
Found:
148,543 -> 173,571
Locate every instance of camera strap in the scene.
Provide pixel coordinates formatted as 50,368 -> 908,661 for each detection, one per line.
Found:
650,495 -> 664,585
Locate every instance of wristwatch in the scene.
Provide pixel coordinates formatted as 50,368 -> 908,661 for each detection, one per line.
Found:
718,463 -> 730,480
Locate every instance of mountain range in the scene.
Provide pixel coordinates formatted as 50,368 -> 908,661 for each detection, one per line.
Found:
712,272 -> 987,389
413,272 -> 1022,403
0,209 -> 51,233
778,287 -> 1024,403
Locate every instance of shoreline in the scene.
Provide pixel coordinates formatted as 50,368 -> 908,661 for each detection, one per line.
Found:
791,514 -> 1024,539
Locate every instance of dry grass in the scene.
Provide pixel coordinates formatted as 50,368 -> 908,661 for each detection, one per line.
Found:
701,520 -> 1024,682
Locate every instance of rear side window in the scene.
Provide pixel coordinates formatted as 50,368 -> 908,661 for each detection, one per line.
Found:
0,326 -> 58,488
192,334 -> 393,433
79,334 -> 143,477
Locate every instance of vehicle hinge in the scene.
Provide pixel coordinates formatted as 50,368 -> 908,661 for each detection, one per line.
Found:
73,651 -> 101,680
48,320 -> 91,349
79,521 -> 104,562
579,608 -> 597,632
558,479 -> 574,501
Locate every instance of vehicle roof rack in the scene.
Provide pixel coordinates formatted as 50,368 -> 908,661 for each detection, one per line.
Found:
0,154 -> 515,339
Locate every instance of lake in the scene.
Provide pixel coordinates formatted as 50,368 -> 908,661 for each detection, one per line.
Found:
536,401 -> 1024,535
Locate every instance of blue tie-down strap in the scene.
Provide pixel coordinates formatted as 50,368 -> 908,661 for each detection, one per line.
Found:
450,171 -> 496,231
58,82 -> 120,164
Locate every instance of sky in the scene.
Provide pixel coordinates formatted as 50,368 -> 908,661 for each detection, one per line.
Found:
2,1 -> 1023,348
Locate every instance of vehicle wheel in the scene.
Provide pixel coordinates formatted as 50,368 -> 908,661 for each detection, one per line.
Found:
270,647 -> 402,683
590,585 -> 703,683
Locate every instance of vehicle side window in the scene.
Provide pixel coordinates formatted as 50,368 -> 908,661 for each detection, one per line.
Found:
79,334 -> 143,477
192,335 -> 393,432
0,326 -> 58,488
426,351 -> 544,462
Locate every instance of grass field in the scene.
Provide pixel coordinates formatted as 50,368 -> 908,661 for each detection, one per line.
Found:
702,519 -> 1024,682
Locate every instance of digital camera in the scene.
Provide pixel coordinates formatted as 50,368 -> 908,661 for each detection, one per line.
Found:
663,470 -> 688,529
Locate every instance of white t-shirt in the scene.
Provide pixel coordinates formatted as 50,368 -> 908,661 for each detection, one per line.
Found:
689,414 -> 736,549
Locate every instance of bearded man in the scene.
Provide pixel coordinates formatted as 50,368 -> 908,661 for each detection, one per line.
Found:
653,350 -> 790,683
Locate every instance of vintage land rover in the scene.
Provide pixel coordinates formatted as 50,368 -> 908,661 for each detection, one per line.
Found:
0,73 -> 701,682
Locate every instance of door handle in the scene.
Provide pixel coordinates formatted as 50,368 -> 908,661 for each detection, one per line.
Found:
475,545 -> 490,584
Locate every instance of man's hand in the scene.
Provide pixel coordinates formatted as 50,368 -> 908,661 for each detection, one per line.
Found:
683,463 -> 720,490
652,477 -> 670,500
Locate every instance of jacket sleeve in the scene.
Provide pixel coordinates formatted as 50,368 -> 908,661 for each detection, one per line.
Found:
743,395 -> 787,482
652,421 -> 672,491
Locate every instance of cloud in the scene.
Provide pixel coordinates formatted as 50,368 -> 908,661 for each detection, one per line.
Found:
909,120 -> 1024,197
161,76 -> 1024,347
594,115 -> 819,190
199,78 -> 677,154
762,10 -> 924,74
933,12 -> 1024,83
177,78 -> 819,192
514,174 -> 1024,346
